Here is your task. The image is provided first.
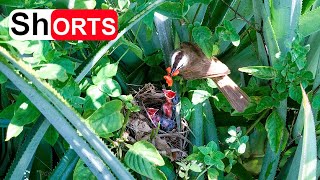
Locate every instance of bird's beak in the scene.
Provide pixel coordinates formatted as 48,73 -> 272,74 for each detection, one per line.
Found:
170,67 -> 176,76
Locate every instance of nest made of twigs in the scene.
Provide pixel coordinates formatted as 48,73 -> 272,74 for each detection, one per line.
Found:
126,83 -> 190,161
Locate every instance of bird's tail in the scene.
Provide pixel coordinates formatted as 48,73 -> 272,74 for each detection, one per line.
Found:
213,75 -> 250,112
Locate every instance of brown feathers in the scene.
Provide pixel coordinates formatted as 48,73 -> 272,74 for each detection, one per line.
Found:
173,42 -> 250,112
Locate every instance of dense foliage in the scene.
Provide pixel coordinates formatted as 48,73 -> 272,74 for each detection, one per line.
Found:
1,0 -> 320,179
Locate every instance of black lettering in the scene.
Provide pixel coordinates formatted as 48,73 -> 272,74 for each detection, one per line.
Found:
33,13 -> 48,35
11,12 -> 29,35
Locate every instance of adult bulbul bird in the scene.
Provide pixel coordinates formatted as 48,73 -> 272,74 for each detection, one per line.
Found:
169,42 -> 250,112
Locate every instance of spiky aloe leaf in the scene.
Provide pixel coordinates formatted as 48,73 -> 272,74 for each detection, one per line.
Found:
0,56 -> 114,179
0,47 -> 133,179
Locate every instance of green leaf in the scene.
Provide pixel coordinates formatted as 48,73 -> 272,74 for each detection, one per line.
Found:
189,163 -> 202,173
216,21 -> 240,47
239,66 -> 277,80
148,66 -> 166,81
198,146 -> 211,155
237,143 -> 246,154
157,2 -> 183,19
265,111 -> 284,153
0,0 -> 24,7
53,58 -> 75,75
36,64 -> 68,82
191,90 -> 211,105
95,62 -> 119,82
74,0 -> 96,9
208,168 -> 219,180
298,85 -> 317,179
228,126 -> 237,137
181,97 -> 193,121
124,141 -> 166,180
0,71 -> 7,84
289,85 -> 302,102
143,52 -> 163,67
87,100 -> 124,137
44,125 -> 59,146
98,78 -> 122,97
312,93 -> 320,109
118,0 -> 130,10
11,94 -> 41,126
192,26 -> 216,57
73,160 -> 96,180
84,85 -> 107,111
256,96 -> 275,112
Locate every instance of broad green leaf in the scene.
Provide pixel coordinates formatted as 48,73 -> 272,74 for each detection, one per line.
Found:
36,64 -> 68,82
192,26 -> 215,58
239,66 -> 277,80
44,125 -> 59,146
124,141 -> 166,180
265,111 -> 284,153
298,85 -> 317,180
53,58 -> 75,75
87,100 -> 124,137
95,62 -> 119,83
208,168 -> 219,180
11,94 -> 41,126
256,96 -> 275,112
99,78 -> 122,97
190,163 -> 202,172
289,85 -> 302,103
120,37 -> 143,59
84,85 -> 107,112
181,97 -> 193,121
73,160 -> 96,180
191,90 -> 211,105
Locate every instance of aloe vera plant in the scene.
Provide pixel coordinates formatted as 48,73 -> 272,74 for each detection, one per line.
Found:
1,0 -> 320,179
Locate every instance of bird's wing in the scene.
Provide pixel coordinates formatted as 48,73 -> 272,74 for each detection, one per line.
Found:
180,57 -> 230,80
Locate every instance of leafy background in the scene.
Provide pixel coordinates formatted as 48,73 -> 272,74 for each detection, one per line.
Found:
0,0 -> 320,179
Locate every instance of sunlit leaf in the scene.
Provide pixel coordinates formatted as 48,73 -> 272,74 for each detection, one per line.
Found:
239,66 -> 277,80
298,85 -> 317,179
87,100 -> 124,137
124,141 -> 166,180
265,111 -> 284,153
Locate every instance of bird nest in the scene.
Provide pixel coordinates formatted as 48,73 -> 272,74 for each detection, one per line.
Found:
126,83 -> 190,161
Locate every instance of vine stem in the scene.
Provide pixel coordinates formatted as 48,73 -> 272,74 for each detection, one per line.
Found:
245,109 -> 269,135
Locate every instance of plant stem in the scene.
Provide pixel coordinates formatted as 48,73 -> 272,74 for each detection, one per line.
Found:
120,110 -> 131,138
245,109 -> 269,135
196,165 -> 213,180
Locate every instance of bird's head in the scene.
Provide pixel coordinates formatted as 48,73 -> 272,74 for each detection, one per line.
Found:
170,50 -> 189,76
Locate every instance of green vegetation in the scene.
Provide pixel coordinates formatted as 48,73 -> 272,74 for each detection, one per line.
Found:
1,0 -> 320,179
